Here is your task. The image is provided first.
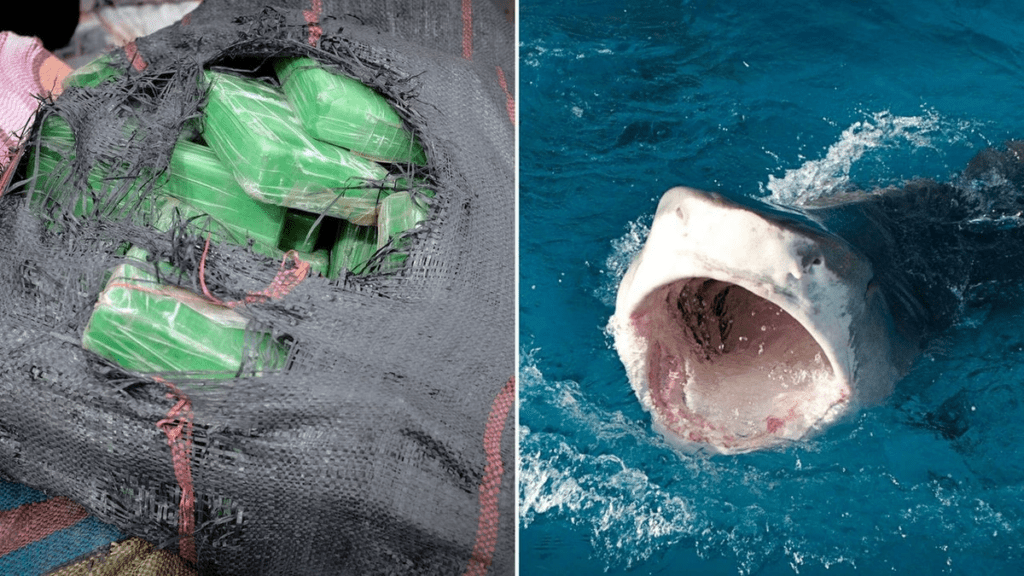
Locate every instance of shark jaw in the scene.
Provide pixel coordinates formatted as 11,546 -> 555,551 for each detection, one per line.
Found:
628,277 -> 849,454
613,187 -> 902,455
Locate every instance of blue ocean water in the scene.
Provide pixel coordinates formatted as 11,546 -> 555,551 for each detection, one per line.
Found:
518,1 -> 1024,574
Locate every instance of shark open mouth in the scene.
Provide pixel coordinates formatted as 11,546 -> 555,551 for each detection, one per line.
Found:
631,277 -> 850,453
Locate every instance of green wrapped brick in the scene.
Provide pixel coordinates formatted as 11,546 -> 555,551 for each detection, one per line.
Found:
329,222 -> 377,277
82,249 -> 289,378
62,53 -> 122,89
278,210 -> 322,254
28,145 -> 81,215
377,191 -> 430,247
296,249 -> 330,277
278,211 -> 331,275
274,57 -> 427,166
36,113 -> 75,150
148,195 -> 234,241
376,191 -> 430,269
201,71 -> 394,225
167,140 -> 286,250
28,115 -> 165,221
28,115 -> 79,210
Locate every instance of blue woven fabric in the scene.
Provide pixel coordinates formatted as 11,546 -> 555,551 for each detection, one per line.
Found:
0,479 -> 123,575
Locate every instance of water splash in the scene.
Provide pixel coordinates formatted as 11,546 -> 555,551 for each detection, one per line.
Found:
593,216 -> 651,307
519,349 -> 1024,574
518,357 -> 699,569
763,110 -> 972,206
593,111 -> 977,309
519,437 -> 697,569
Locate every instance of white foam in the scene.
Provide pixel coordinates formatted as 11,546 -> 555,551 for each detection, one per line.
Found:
518,358 -> 697,567
594,216 -> 650,307
519,356 -> 849,573
519,349 -> 1024,573
520,366 -> 696,565
764,110 -> 946,205
519,440 -> 697,567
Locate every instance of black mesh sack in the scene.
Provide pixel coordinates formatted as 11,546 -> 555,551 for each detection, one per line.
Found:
0,1 -> 515,574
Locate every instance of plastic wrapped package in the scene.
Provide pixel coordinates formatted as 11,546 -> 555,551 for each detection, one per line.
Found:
376,190 -> 430,269
330,220 -> 377,277
148,196 -> 234,243
81,248 -> 289,378
62,53 -> 122,89
166,139 -> 286,250
1,1 -> 515,574
201,70 -> 394,225
278,209 -> 321,253
377,191 -> 429,246
29,114 -> 166,222
26,122 -> 79,213
274,57 -> 427,165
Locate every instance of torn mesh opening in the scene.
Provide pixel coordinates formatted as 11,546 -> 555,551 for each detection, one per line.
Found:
0,2 -> 514,574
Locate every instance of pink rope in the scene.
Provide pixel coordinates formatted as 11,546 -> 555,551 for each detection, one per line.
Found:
195,236 -> 310,307
462,0 -> 473,60
198,236 -> 223,305
304,0 -> 324,46
124,40 -> 147,72
495,66 -> 514,125
154,378 -> 197,565
238,250 -> 310,305
463,376 -> 515,576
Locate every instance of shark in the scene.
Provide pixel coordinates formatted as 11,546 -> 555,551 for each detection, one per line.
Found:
612,143 -> 1024,454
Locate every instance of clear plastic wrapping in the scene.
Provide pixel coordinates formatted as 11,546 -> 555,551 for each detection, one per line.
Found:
82,249 -> 289,378
201,70 -> 395,225
274,57 -> 427,165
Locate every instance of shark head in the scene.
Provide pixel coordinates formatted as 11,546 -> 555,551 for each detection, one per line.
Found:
612,187 -> 913,454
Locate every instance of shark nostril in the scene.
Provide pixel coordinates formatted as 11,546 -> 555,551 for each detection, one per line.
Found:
800,248 -> 824,271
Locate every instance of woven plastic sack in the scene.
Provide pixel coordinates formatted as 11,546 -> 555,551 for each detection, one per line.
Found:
0,1 -> 515,574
